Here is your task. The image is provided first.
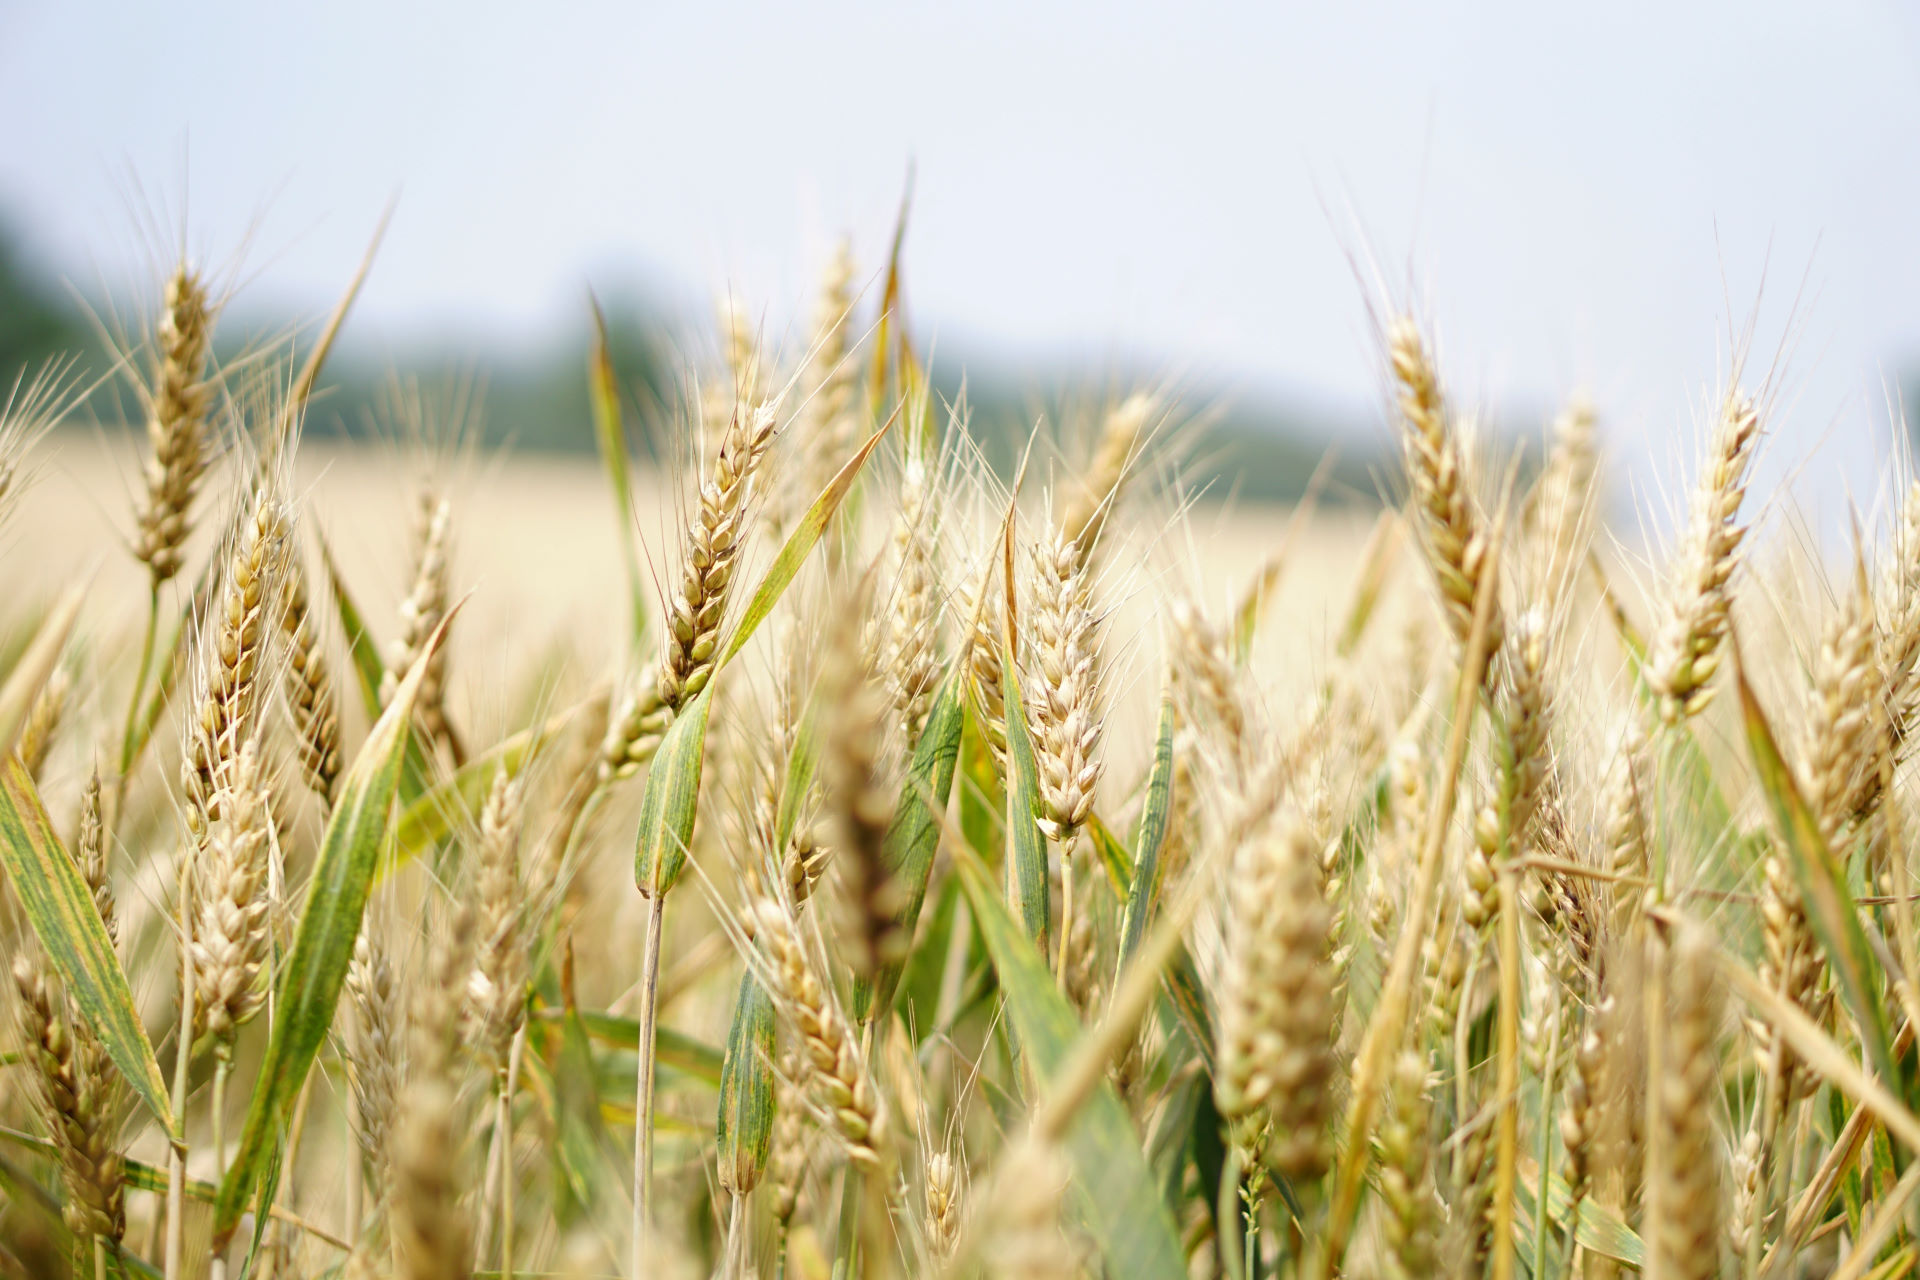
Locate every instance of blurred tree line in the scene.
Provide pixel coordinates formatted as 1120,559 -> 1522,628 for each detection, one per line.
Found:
0,216 -> 1375,504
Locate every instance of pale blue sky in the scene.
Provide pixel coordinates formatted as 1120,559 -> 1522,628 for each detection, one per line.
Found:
4,1 -> 1919,518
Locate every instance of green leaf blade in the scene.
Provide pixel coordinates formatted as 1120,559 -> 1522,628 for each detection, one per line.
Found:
715,970 -> 777,1194
1734,652 -> 1898,1089
1001,645 -> 1049,952
0,757 -> 174,1138
1118,689 -> 1177,973
212,615 -> 448,1246
853,667 -> 965,1022
953,845 -> 1187,1280
633,684 -> 715,898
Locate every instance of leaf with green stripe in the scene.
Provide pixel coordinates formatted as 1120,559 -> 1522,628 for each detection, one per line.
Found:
715,970 -> 777,1192
1087,814 -> 1132,900
1734,642 -> 1899,1092
719,415 -> 895,672
1001,644 -> 1049,952
629,414 -> 897,899
316,532 -> 385,721
554,1007 -> 724,1085
775,689 -> 824,849
852,667 -> 965,1022
384,695 -> 590,875
952,843 -> 1187,1279
318,532 -> 438,806
632,683 -> 715,898
1118,688 -> 1177,974
0,756 -> 174,1138
211,611 -> 452,1247
589,296 -> 649,652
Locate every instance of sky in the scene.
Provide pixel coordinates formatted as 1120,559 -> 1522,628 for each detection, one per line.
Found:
4,1 -> 1920,526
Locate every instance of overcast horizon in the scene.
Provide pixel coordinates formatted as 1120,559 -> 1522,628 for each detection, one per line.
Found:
6,1 -> 1920,530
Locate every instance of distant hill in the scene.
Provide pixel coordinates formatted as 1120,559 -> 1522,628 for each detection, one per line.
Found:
0,219 -> 1379,505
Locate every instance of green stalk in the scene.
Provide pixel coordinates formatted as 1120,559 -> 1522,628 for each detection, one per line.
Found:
499,1024 -> 525,1280
630,893 -> 666,1278
1532,1012 -> 1561,1275
1055,846 -> 1076,978
164,857 -> 195,1280
1241,1175 -> 1260,1280
833,1161 -> 863,1280
210,1053 -> 231,1280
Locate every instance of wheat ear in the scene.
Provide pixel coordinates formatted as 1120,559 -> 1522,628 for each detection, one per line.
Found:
12,956 -> 127,1243
1648,390 -> 1763,722
1212,812 -> 1335,1180
132,266 -> 215,587
751,897 -> 888,1167
1388,316 -> 1502,656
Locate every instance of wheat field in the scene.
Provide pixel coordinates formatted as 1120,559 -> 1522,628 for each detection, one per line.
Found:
0,224 -> 1912,1280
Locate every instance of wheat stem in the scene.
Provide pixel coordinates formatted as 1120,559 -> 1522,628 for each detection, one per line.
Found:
631,892 -> 665,1277
1491,858 -> 1521,1280
164,855 -> 194,1280
209,1055 -> 231,1280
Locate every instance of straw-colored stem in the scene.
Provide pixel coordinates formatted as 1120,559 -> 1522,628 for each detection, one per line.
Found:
631,892 -> 666,1278
1641,930 -> 1668,1279
345,1026 -> 364,1238
1531,1006 -> 1560,1277
499,1025 -> 524,1280
1055,849 -> 1075,979
210,1055 -> 230,1280
725,1193 -> 749,1279
1491,860 -> 1520,1280
164,855 -> 195,1280
1240,1175 -> 1260,1280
